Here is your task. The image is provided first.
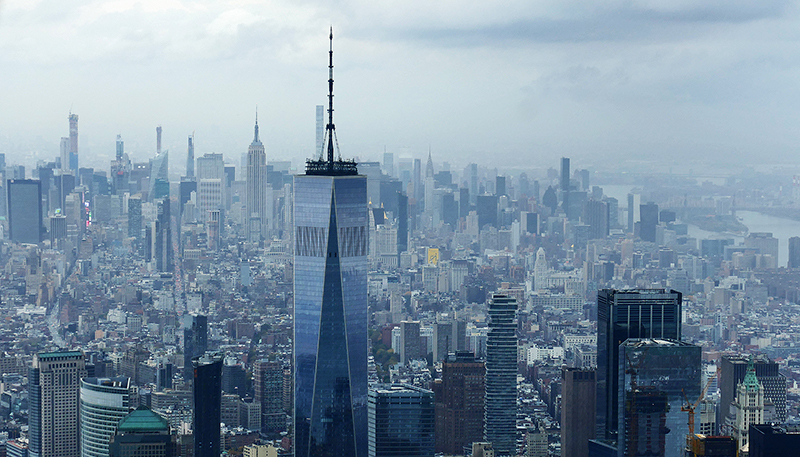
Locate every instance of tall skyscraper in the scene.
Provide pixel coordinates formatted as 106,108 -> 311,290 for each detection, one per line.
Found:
732,358 -> 764,454
150,147 -> 169,201
596,289 -> 682,441
561,368 -> 596,457
484,294 -> 518,457
116,134 -> 124,161
155,197 -> 172,272
80,377 -> 132,457
618,339 -> 701,457
156,125 -> 162,154
433,351 -> 485,455
367,384 -> 435,457
109,406 -> 174,457
7,179 -> 43,244
60,137 -> 70,173
186,134 -> 195,178
719,354 -> 786,432
29,351 -> 88,457
789,236 -> 800,268
253,360 -> 285,434
639,202 -> 659,242
193,352 -> 223,457
127,195 -> 142,239
560,157 -> 570,212
294,29 -> 368,457
183,315 -> 208,381
316,105 -> 325,154
383,151 -> 394,177
246,112 -> 267,242
69,113 -> 79,172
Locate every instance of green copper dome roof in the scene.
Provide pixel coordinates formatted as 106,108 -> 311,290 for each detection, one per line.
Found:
742,356 -> 761,391
117,406 -> 169,433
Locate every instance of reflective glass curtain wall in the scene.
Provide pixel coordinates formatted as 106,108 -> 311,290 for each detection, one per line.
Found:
294,174 -> 368,457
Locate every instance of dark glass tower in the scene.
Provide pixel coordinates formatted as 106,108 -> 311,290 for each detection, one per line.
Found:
484,294 -> 518,457
7,179 -> 43,244
294,29 -> 368,457
596,288 -> 681,441
184,315 -> 208,381
193,352 -> 222,457
367,384 -> 435,457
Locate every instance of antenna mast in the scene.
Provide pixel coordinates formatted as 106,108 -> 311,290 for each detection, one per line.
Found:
326,27 -> 335,169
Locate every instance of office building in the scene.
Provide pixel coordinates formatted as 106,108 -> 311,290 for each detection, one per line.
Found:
383,151 -> 394,177
253,360 -> 284,434
731,358 -> 764,454
561,368 -> 596,457
197,179 -> 223,222
639,202 -> 658,242
560,157 -> 570,212
183,315 -> 207,381
484,294 -> 518,457
433,351 -> 485,455
128,196 -> 142,239
246,114 -> 268,242
293,30 -> 368,457
585,199 -> 609,240
8,179 -> 43,244
150,146 -> 169,200
109,406 -> 174,457
719,354 -> 786,429
749,424 -> 800,457
596,289 -> 682,441
621,386 -> 669,457
399,321 -> 422,364
29,351 -> 88,457
367,384 -> 435,457
618,339 -> 701,457
477,195 -> 498,229
69,113 -> 79,172
193,352 -> 223,457
80,377 -> 131,457
196,152 -> 225,180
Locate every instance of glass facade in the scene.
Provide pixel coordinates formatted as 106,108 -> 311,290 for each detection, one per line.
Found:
368,385 -> 435,457
80,377 -> 131,457
484,294 -> 517,457
618,339 -> 701,457
8,179 -> 42,244
597,288 -> 681,440
294,175 -> 368,457
193,352 -> 222,457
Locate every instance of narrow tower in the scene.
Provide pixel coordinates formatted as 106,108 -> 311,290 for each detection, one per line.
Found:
294,29 -> 367,457
246,109 -> 267,242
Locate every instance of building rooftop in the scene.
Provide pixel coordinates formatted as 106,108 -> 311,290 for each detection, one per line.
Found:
37,350 -> 83,360
117,406 -> 169,433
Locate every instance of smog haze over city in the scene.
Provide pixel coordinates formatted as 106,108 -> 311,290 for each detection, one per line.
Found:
3,0 -> 800,171
5,2 -> 800,457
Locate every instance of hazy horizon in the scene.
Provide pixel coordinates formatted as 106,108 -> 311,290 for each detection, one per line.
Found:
3,0 -> 800,172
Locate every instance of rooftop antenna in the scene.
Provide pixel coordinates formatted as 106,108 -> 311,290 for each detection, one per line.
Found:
326,26 -> 336,169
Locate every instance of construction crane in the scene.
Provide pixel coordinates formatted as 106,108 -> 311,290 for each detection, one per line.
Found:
682,367 -> 720,437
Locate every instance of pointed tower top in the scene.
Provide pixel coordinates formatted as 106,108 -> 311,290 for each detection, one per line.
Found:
253,106 -> 260,143
742,356 -> 761,391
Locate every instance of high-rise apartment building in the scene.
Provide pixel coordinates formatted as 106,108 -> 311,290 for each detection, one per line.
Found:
7,179 -> 43,244
69,113 -> 79,172
193,352 -> 223,457
186,135 -> 195,178
618,339 -> 701,457
561,368 -> 596,457
484,294 -> 518,457
80,377 -> 131,457
294,30 -> 368,457
29,351 -> 88,457
596,289 -> 681,441
367,384 -> 435,457
433,351 -> 485,455
246,114 -> 267,242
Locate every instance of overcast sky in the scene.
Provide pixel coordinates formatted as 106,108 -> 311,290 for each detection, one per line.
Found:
2,0 -> 800,174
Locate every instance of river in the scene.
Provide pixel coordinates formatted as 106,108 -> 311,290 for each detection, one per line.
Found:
597,185 -> 800,267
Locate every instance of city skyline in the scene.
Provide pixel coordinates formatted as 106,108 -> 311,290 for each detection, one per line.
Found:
4,2 -> 800,170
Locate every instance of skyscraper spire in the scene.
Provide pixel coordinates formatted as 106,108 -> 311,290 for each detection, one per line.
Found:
253,106 -> 260,143
326,26 -> 336,168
